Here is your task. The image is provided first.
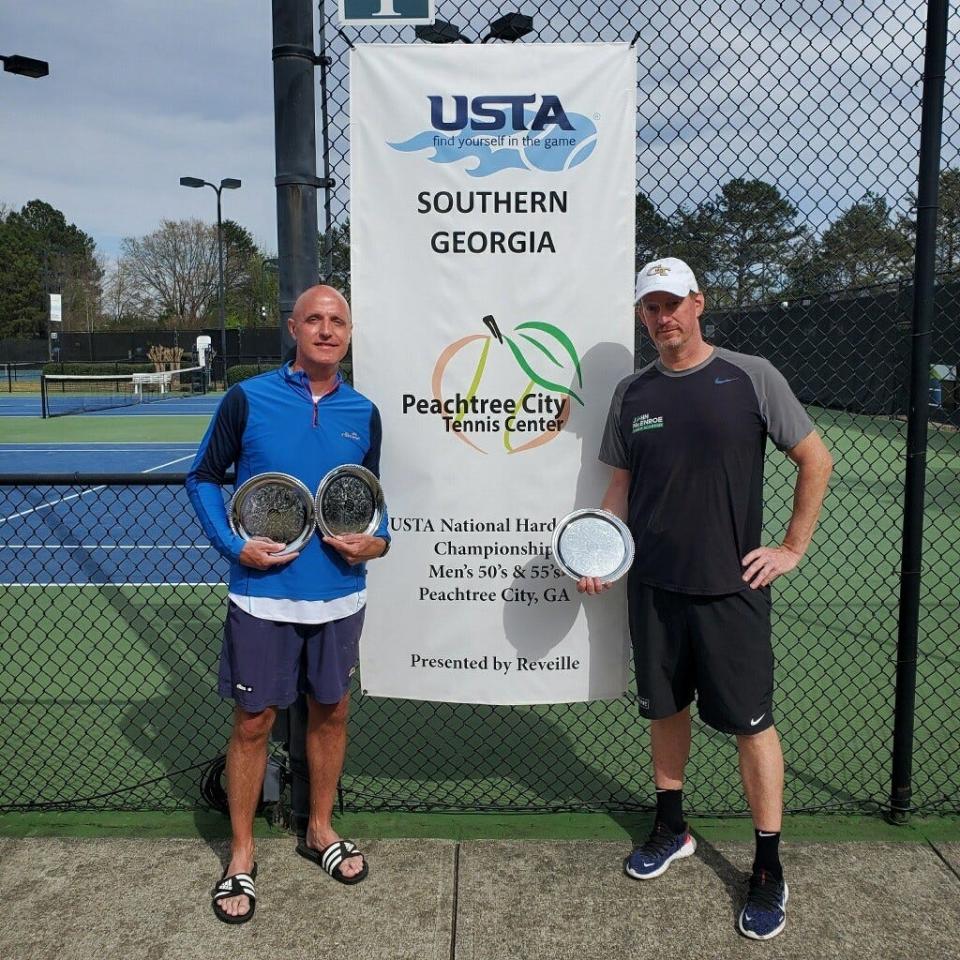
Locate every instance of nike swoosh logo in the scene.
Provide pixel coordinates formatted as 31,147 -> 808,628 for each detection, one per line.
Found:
758,831 -> 777,837
715,376 -> 738,384
744,913 -> 753,922
750,714 -> 766,726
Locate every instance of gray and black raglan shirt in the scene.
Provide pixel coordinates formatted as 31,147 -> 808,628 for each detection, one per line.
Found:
599,347 -> 813,595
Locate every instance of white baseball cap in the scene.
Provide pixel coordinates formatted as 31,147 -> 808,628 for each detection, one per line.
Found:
635,257 -> 700,302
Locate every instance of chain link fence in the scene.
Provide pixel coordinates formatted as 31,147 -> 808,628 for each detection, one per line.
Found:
0,447 -> 956,814
316,0 -> 959,815
0,0 -> 957,816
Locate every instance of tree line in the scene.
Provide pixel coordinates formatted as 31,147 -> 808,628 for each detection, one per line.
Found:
2,171 -> 959,342
637,171 -> 960,308
0,202 -> 284,343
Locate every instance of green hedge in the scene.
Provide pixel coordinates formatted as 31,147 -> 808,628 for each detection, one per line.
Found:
42,362 -> 155,376
226,365 -> 262,386
225,362 -> 353,387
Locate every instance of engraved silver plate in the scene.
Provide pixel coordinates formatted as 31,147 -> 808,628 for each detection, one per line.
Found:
228,472 -> 315,555
314,464 -> 385,538
551,508 -> 635,582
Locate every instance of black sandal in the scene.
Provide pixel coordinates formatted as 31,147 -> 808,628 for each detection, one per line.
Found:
211,862 -> 258,924
296,839 -> 369,885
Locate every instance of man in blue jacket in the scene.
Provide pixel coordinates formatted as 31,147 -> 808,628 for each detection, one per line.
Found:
187,285 -> 390,924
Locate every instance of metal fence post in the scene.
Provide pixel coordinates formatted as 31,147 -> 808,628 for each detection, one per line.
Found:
890,0 -> 949,824
272,0 -> 322,356
285,690 -> 311,839
271,0 -> 322,838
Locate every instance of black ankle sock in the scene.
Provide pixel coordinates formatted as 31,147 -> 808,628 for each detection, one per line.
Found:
753,829 -> 783,879
655,788 -> 685,834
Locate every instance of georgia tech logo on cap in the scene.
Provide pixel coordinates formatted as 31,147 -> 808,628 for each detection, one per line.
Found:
648,265 -> 671,276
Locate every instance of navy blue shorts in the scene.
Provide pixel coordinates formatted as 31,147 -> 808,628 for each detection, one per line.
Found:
218,603 -> 364,713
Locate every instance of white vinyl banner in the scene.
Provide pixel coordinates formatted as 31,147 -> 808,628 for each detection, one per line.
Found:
351,43 -> 636,704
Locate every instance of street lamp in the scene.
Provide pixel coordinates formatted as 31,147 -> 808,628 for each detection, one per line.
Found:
179,176 -> 242,378
1,54 -> 49,78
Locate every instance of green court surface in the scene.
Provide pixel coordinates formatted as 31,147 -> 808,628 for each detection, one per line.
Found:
0,407 -> 957,817
0,414 -> 210,444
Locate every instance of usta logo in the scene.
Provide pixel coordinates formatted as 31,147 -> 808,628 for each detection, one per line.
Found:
429,95 -> 574,133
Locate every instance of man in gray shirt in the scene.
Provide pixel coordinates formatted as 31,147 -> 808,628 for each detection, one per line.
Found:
580,257 -> 832,940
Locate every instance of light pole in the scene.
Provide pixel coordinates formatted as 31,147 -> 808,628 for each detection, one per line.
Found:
179,176 -> 241,380
1,54 -> 49,78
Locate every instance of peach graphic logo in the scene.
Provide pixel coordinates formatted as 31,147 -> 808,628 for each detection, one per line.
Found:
429,315 -> 583,454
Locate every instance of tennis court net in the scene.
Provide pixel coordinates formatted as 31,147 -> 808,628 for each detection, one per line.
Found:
40,366 -> 207,418
1,362 -> 44,393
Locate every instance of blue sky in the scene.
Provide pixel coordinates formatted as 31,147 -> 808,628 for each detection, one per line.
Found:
2,1 -> 277,257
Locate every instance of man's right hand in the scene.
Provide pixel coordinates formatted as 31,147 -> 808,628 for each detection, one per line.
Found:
238,537 -> 299,570
577,576 -> 612,595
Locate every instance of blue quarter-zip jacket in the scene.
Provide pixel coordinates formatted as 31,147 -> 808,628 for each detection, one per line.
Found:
186,363 -> 390,601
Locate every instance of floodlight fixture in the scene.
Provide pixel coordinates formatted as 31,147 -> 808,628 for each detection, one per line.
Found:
1,54 -> 49,78
415,20 -> 468,43
179,176 -> 206,188
221,178 -> 242,190
483,13 -> 534,42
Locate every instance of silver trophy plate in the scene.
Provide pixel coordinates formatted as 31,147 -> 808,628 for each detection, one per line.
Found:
551,508 -> 635,582
228,472 -> 316,555
314,464 -> 385,538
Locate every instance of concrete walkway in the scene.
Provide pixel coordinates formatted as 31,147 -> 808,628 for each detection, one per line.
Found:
1,837 -> 958,960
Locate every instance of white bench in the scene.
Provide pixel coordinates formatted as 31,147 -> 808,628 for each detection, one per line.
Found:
131,371 -> 173,395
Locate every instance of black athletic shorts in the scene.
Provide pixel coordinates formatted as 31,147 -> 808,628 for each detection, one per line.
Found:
628,579 -> 774,735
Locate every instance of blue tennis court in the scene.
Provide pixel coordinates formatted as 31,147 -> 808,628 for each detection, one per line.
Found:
0,442 -> 229,586
0,442 -> 198,473
0,393 -> 222,417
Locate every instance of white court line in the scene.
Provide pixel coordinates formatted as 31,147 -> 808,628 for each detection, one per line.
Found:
0,581 -> 223,587
2,448 -> 196,455
2,544 -> 215,550
0,454 -> 195,525
143,455 -> 196,472
0,486 -> 106,524
2,444 -> 196,450
0,412 -> 214,417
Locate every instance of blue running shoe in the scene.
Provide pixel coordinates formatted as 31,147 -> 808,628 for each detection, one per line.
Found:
738,869 -> 789,940
624,820 -> 696,880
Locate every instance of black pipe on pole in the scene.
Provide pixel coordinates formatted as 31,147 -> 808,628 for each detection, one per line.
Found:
273,0 -> 322,359
889,0 -> 948,825
272,0 -> 321,837
317,4 -> 335,282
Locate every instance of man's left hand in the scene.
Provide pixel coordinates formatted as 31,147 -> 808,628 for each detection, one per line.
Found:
741,545 -> 802,589
323,533 -> 387,565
